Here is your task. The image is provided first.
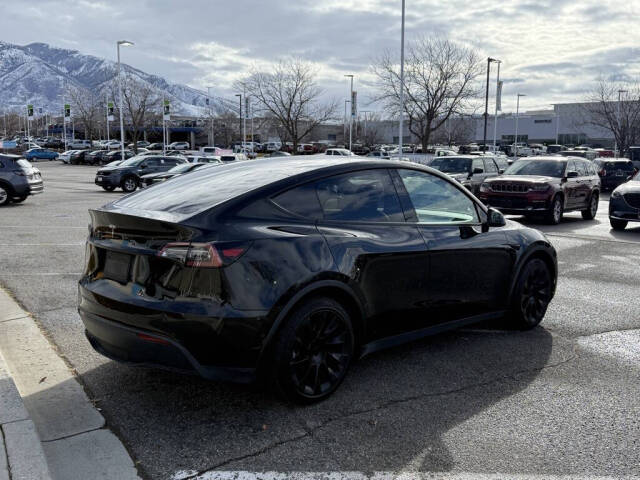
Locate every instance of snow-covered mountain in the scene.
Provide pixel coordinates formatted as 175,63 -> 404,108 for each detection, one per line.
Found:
0,41 -> 211,115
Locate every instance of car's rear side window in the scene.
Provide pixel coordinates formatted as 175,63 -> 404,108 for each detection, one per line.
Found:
272,183 -> 323,219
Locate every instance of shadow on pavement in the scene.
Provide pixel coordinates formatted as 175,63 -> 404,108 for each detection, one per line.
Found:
30,326 -> 555,478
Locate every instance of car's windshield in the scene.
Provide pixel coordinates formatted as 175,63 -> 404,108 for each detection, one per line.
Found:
429,157 -> 472,173
505,160 -> 566,177
167,163 -> 196,174
118,156 -> 145,167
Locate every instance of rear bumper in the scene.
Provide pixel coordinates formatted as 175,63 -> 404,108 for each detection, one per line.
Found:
80,309 -> 257,383
28,181 -> 44,195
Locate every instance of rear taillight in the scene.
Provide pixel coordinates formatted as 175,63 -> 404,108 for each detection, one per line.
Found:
157,242 -> 248,268
600,169 -> 606,177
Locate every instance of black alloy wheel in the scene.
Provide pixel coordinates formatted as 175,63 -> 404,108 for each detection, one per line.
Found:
581,192 -> 599,220
511,258 -> 552,329
121,176 -> 138,193
272,297 -> 354,404
0,185 -> 10,206
545,196 -> 563,225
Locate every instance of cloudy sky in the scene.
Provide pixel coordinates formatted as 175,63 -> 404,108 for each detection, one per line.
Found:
2,0 -> 639,113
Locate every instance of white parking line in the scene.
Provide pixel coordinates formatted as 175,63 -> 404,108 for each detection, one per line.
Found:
178,472 -> 640,480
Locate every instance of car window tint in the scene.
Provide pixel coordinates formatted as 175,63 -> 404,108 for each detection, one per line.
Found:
472,158 -> 484,172
315,169 -> 403,222
575,161 -> 587,176
272,183 -> 323,219
145,158 -> 160,167
484,158 -> 498,173
397,169 -> 479,224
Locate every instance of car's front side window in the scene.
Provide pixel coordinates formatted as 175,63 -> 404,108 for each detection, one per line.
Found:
315,169 -> 404,222
397,169 -> 479,224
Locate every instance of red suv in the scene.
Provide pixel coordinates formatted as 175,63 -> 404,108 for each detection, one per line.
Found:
478,156 -> 600,224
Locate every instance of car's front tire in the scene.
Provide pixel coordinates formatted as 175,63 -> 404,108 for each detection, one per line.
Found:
510,258 -> 553,330
545,195 -> 563,225
0,185 -> 10,206
271,296 -> 354,404
581,192 -> 598,220
121,176 -> 138,193
610,218 -> 628,230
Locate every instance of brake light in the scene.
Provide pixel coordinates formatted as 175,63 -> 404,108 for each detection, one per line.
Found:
600,169 -> 606,177
137,333 -> 169,345
157,242 -> 248,268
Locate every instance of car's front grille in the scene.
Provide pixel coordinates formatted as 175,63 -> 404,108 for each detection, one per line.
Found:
490,183 -> 530,193
488,196 -> 529,209
623,193 -> 640,209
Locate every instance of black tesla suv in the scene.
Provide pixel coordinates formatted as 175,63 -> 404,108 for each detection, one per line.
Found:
78,156 -> 557,403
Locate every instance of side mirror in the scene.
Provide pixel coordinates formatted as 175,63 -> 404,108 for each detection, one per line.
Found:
566,170 -> 578,178
139,164 -> 146,169
498,169 -> 505,174
486,207 -> 506,228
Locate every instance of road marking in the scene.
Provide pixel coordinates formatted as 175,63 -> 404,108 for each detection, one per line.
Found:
0,243 -> 84,246
1,273 -> 82,276
177,472 -> 640,480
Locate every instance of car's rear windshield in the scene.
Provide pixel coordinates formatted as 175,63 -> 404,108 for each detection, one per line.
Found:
107,158 -> 338,221
604,161 -> 634,170
505,160 -> 566,177
429,157 -> 472,173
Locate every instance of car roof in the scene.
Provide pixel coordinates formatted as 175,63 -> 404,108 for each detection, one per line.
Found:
518,156 -> 568,161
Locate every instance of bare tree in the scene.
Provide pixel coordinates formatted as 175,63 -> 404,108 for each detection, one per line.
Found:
110,74 -> 160,152
66,85 -> 102,140
357,112 -> 383,146
583,78 -> 640,155
236,58 -> 338,152
371,36 -> 482,151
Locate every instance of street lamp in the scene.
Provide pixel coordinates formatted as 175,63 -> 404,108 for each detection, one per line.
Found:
616,89 -> 628,157
235,94 -> 242,148
513,93 -> 526,159
492,59 -> 502,149
483,57 -> 499,149
398,0 -> 406,157
344,74 -> 354,152
207,86 -> 215,147
117,40 -> 134,160
343,100 -> 350,144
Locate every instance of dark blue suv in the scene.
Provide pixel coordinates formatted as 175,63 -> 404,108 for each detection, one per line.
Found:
0,154 -> 44,206
95,155 -> 187,192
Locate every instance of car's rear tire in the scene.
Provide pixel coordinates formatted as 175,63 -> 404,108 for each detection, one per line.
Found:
610,218 -> 628,230
121,176 -> 137,193
0,185 -> 10,206
510,258 -> 553,330
271,296 -> 354,404
102,186 -> 116,192
545,195 -> 563,225
581,192 -> 598,220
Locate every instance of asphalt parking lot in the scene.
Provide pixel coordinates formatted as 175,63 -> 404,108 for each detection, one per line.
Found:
1,162 -> 640,480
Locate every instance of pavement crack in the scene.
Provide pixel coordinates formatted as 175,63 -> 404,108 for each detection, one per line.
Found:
575,327 -> 640,339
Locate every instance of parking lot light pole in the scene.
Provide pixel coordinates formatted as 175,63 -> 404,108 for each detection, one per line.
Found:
117,40 -> 134,160
398,0 -> 405,158
360,110 -> 372,146
235,94 -> 242,148
344,74 -> 354,151
483,58 -> 498,149
207,86 -> 215,147
514,93 -> 526,159
616,89 -> 627,157
492,59 -> 501,149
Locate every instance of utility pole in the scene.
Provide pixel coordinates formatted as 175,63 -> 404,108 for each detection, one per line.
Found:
484,58 -> 498,150
235,94 -> 242,149
616,89 -> 627,157
344,74 -> 354,151
492,60 -> 502,149
117,40 -> 134,160
398,0 -> 405,157
514,93 -> 526,159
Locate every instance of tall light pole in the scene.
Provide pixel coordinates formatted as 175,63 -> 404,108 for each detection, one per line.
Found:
343,100 -> 350,143
344,74 -> 354,151
360,110 -> 372,146
207,86 -> 215,147
117,40 -> 134,160
492,59 -> 502,149
513,93 -> 526,159
616,89 -> 628,157
398,0 -> 406,157
235,94 -> 242,149
550,104 -> 559,145
483,57 -> 498,149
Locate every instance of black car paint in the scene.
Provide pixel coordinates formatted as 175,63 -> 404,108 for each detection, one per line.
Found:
79,157 -> 557,383
609,176 -> 640,226
95,155 -> 186,190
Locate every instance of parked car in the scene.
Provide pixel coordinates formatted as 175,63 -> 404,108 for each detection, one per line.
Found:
185,155 -> 222,164
70,150 -> 88,165
325,148 -> 355,156
593,158 -> 636,191
85,150 -> 109,166
128,141 -> 150,149
23,148 -> 59,161
366,151 -> 390,159
0,155 -> 43,205
78,156 -> 557,403
428,155 -> 502,195
297,144 -> 315,155
58,150 -> 78,164
68,139 -> 93,150
168,141 -> 190,150
264,141 -> 282,152
95,155 -> 188,192
220,153 -> 247,162
147,142 -> 164,150
104,140 -> 122,150
139,162 -> 216,187
44,138 -> 64,149
478,156 -> 601,224
609,169 -> 640,230
103,150 -> 135,163
269,151 -> 291,158
546,144 -> 565,155
558,149 -> 597,161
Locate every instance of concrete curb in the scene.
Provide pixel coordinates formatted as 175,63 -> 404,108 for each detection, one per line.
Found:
0,287 -> 140,480
0,351 -> 52,480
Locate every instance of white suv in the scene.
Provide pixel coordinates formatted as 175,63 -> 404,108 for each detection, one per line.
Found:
68,139 -> 92,149
169,141 -> 190,150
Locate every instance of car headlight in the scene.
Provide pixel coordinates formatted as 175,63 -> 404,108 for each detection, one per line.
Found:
611,190 -> 621,198
529,183 -> 550,192
479,183 -> 490,193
